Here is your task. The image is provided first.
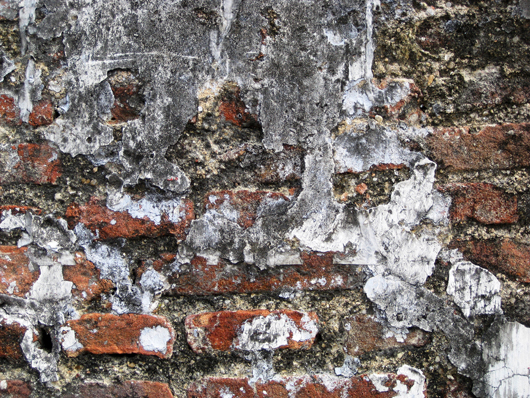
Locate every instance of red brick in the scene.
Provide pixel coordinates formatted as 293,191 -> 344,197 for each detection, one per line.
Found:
0,380 -> 31,398
450,239 -> 530,282
438,183 -> 518,224
0,143 -> 61,185
0,321 -> 27,360
0,95 -> 20,125
108,70 -> 144,123
28,99 -> 54,127
444,380 -> 474,398
219,83 -> 258,128
63,381 -> 174,398
185,310 -> 318,353
62,252 -> 114,302
426,123 -> 530,170
0,246 -> 39,298
205,190 -> 290,229
60,313 -> 175,358
66,197 -> 194,241
188,378 -> 253,398
344,315 -> 430,356
188,374 -> 423,398
167,252 -> 358,296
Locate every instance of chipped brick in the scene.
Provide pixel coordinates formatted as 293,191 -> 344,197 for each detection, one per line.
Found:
426,123 -> 530,170
28,99 -> 54,127
188,374 -> 424,398
66,197 -> 194,241
253,145 -> 304,183
62,252 -> 114,302
219,83 -> 258,128
0,246 -> 39,298
205,190 -> 290,229
60,313 -> 175,358
108,70 -> 145,123
0,380 -> 32,398
185,310 -> 318,354
168,252 -> 359,296
0,95 -> 19,125
0,321 -> 27,360
63,381 -> 174,398
0,143 -> 61,185
438,183 -> 518,224
343,314 -> 430,356
450,239 -> 530,283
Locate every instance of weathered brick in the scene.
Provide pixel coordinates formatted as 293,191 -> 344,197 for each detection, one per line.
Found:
28,99 -> 54,127
0,143 -> 61,185
438,183 -> 518,224
185,310 -> 318,353
66,197 -> 194,241
253,145 -> 304,184
188,374 -> 424,398
0,320 -> 27,360
372,79 -> 424,124
0,380 -> 32,398
0,246 -> 39,297
205,190 -> 290,229
60,313 -> 175,358
450,239 -> 530,283
343,315 -> 430,356
108,70 -> 145,123
63,381 -> 174,398
0,95 -> 19,125
426,123 -> 530,170
219,83 -> 258,128
62,252 -> 114,302
167,252 -> 359,296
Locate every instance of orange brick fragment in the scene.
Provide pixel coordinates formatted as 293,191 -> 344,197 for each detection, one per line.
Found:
0,246 -> 39,298
168,252 -> 358,296
344,315 -> 430,356
63,381 -> 174,398
450,239 -> 530,283
0,143 -> 61,185
0,320 -> 27,360
427,123 -> 530,170
60,313 -> 175,358
28,99 -> 54,127
185,310 -> 318,354
66,197 -> 194,241
439,183 -> 518,224
205,190 -> 290,229
188,374 -> 423,398
0,380 -> 32,398
62,252 -> 114,302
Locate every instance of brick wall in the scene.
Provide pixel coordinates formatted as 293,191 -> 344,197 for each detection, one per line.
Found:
1,0 -> 530,397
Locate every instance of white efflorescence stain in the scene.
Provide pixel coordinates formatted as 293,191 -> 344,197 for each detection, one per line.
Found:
58,326 -> 83,353
139,326 -> 171,354
234,313 -> 318,352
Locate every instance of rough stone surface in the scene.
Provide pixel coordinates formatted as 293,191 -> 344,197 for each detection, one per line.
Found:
0,0 -> 529,396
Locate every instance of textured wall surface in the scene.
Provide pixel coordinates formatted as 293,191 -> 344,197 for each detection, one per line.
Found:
1,0 -> 530,396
